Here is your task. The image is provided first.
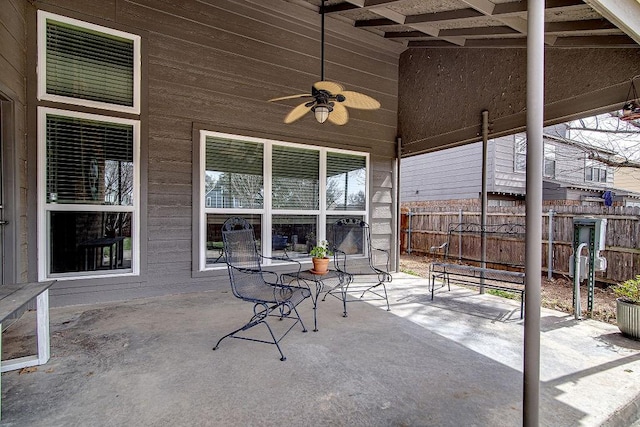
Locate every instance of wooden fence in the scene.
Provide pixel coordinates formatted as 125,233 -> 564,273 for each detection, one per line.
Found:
401,205 -> 640,285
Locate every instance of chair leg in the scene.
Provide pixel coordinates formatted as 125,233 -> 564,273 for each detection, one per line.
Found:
359,282 -> 391,311
213,301 -> 306,361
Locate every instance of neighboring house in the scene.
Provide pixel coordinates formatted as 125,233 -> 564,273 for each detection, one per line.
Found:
401,123 -> 640,207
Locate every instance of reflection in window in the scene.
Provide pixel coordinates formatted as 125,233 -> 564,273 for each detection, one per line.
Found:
327,215 -> 365,256
272,215 -> 317,259
205,137 -> 263,209
327,153 -> 366,211
205,214 -> 261,266
272,146 -> 319,210
50,211 -> 131,274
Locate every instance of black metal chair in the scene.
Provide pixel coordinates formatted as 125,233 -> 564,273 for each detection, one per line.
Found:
324,218 -> 392,311
213,217 -> 310,361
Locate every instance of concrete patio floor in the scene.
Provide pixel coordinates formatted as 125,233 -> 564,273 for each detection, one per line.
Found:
2,273 -> 640,426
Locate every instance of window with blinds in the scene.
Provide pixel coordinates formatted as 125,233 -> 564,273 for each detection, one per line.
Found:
327,152 -> 366,211
272,146 -> 319,210
38,11 -> 140,113
198,130 -> 369,271
46,114 -> 134,205
205,137 -> 264,209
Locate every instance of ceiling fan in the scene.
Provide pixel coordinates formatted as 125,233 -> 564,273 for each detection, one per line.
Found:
268,1 -> 381,125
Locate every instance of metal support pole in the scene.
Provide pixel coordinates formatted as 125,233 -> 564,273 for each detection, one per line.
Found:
524,1 -> 544,426
394,137 -> 401,272
480,111 -> 489,293
547,209 -> 554,280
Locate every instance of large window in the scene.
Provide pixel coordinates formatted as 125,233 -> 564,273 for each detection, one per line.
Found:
198,131 -> 368,270
37,12 -> 141,280
37,11 -> 141,114
39,108 -> 139,278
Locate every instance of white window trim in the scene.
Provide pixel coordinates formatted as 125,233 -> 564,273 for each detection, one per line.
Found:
514,134 -> 526,173
37,10 -> 141,115
198,130 -> 369,272
37,107 -> 141,280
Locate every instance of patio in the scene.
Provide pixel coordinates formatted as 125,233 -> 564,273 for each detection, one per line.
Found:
2,273 -> 640,426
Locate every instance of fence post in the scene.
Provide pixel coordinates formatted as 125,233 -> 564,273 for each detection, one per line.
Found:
458,208 -> 463,261
407,210 -> 412,254
548,209 -> 554,280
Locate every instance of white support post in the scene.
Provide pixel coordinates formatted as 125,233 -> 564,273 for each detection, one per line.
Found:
524,1 -> 545,426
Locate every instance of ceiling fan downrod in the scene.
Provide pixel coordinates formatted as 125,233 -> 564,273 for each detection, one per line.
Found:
320,0 -> 325,82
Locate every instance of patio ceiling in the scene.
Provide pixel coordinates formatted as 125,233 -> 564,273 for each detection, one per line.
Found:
293,0 -> 640,49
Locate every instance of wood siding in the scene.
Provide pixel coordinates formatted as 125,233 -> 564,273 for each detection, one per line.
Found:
0,0 -> 28,284
24,0 -> 399,305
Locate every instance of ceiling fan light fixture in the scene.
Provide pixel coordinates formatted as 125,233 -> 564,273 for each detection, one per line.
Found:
313,104 -> 331,123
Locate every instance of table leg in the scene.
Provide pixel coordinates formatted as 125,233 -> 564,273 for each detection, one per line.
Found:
310,280 -> 323,332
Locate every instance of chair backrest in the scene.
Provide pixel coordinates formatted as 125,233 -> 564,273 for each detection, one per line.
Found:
221,217 -> 266,300
330,218 -> 369,258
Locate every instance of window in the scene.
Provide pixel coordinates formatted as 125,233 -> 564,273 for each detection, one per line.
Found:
514,135 -> 556,179
544,144 -> 556,179
514,135 -> 526,172
585,159 -> 607,183
38,108 -> 139,278
198,131 -> 368,270
327,152 -> 366,211
38,11 -> 141,114
37,12 -> 141,280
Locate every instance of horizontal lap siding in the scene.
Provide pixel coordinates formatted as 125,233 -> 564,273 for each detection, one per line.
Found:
0,0 -> 28,283
32,0 -> 399,301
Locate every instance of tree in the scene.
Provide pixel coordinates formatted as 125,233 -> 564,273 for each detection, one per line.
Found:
566,113 -> 640,169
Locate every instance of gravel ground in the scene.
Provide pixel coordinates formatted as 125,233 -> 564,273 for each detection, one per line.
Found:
400,254 -> 618,324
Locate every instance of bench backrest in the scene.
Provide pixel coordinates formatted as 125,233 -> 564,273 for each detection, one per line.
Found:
443,222 -> 526,268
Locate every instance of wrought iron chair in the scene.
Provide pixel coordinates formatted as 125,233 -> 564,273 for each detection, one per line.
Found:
324,218 -> 392,311
213,217 -> 310,361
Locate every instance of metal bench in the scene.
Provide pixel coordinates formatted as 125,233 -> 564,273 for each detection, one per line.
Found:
429,223 -> 525,319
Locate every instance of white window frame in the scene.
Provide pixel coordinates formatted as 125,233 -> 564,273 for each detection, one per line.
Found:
514,134 -> 527,173
543,144 -> 556,178
585,159 -> 608,183
198,131 -> 369,272
37,107 -> 141,280
37,10 -> 141,115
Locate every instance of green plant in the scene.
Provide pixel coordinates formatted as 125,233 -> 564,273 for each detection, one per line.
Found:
309,240 -> 332,258
613,275 -> 640,304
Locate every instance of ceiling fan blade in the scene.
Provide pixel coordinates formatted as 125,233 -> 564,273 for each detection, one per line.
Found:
339,91 -> 381,110
328,103 -> 348,125
269,94 -> 312,102
284,102 -> 312,124
313,81 -> 345,94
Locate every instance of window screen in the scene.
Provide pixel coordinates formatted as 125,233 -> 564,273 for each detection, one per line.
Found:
46,19 -> 134,106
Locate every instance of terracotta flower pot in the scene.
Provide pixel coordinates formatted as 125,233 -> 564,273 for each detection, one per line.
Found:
312,257 -> 329,274
617,298 -> 640,340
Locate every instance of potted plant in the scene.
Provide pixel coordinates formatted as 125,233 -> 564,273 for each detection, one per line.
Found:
614,275 -> 640,340
309,240 -> 332,274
